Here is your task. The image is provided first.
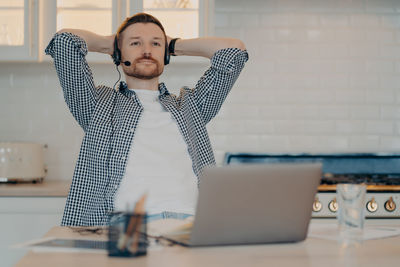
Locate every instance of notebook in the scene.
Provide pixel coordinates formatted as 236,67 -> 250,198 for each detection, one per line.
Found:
162,163 -> 322,247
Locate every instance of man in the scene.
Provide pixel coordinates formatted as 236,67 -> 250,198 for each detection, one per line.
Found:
46,13 -> 248,226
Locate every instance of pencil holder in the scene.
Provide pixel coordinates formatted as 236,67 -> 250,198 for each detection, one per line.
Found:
107,212 -> 148,257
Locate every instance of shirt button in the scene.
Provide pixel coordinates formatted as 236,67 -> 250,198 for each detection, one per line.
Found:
129,128 -> 134,132
114,185 -> 118,189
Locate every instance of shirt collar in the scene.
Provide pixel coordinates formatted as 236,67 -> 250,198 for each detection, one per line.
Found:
157,82 -> 170,96
118,81 -> 170,97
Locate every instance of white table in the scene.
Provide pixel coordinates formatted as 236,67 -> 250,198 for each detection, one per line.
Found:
15,220 -> 400,267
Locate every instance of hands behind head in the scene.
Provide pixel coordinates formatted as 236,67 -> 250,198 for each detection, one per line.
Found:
108,34 -> 117,56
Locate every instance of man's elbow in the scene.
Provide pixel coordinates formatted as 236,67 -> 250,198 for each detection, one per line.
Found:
57,28 -> 71,34
231,39 -> 246,51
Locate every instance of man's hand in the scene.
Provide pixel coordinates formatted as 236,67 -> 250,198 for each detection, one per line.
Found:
166,36 -> 246,59
106,34 -> 116,56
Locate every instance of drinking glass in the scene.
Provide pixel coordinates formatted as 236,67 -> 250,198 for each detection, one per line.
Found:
336,183 -> 366,246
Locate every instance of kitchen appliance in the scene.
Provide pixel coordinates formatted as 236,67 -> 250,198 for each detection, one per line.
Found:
0,142 -> 46,183
224,153 -> 400,218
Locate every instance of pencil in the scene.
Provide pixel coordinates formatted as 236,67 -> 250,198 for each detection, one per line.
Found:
117,194 -> 147,251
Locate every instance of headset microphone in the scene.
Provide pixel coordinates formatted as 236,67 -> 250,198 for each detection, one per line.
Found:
123,61 -> 131,66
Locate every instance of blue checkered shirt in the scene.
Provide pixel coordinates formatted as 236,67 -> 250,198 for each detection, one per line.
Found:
45,32 -> 248,226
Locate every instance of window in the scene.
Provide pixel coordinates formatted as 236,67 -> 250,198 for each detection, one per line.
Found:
0,0 -> 213,62
0,0 -> 25,46
56,0 -> 113,36
0,0 -> 37,61
143,0 -> 199,39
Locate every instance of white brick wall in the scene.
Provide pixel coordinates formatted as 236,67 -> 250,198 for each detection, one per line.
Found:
1,0 -> 400,181
213,0 -> 400,164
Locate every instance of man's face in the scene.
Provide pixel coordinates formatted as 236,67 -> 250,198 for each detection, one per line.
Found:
119,22 -> 165,80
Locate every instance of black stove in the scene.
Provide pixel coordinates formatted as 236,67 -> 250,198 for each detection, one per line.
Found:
225,153 -> 400,218
321,173 -> 400,185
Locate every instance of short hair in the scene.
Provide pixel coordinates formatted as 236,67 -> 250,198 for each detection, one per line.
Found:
116,13 -> 167,46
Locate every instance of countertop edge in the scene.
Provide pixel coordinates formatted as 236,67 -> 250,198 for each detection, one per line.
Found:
0,180 -> 70,197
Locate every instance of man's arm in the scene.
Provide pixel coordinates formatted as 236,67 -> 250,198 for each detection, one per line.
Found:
170,37 -> 246,59
45,30 -> 114,131
170,36 -> 248,124
57,29 -> 114,55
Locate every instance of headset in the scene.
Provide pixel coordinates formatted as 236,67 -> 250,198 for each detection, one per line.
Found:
112,35 -> 170,67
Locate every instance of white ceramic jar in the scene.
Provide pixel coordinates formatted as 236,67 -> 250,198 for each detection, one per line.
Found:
0,142 -> 45,182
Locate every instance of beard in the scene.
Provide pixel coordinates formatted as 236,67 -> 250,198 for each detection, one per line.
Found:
122,55 -> 163,80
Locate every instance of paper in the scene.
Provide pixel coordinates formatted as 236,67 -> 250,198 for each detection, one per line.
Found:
12,237 -> 107,254
147,217 -> 194,237
13,218 -> 195,253
308,223 -> 400,241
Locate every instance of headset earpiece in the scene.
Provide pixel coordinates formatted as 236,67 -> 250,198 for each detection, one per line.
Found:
112,36 -> 121,66
164,39 -> 170,65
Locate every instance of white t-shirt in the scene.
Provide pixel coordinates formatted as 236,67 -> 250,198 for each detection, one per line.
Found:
114,88 -> 198,215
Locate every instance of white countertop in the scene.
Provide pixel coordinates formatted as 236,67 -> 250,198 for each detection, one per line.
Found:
0,180 -> 70,197
15,219 -> 400,267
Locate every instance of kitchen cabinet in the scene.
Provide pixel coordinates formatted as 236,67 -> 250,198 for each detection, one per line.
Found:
0,181 -> 69,267
0,196 -> 66,267
0,0 -> 214,63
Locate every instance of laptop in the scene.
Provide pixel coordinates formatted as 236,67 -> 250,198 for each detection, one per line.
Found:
163,163 -> 322,247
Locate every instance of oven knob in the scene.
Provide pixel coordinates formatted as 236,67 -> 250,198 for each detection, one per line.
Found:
366,197 -> 378,213
384,197 -> 396,212
328,198 -> 338,212
313,197 -> 322,212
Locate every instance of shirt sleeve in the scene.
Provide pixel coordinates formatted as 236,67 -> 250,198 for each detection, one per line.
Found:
45,32 -> 98,132
192,48 -> 249,124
